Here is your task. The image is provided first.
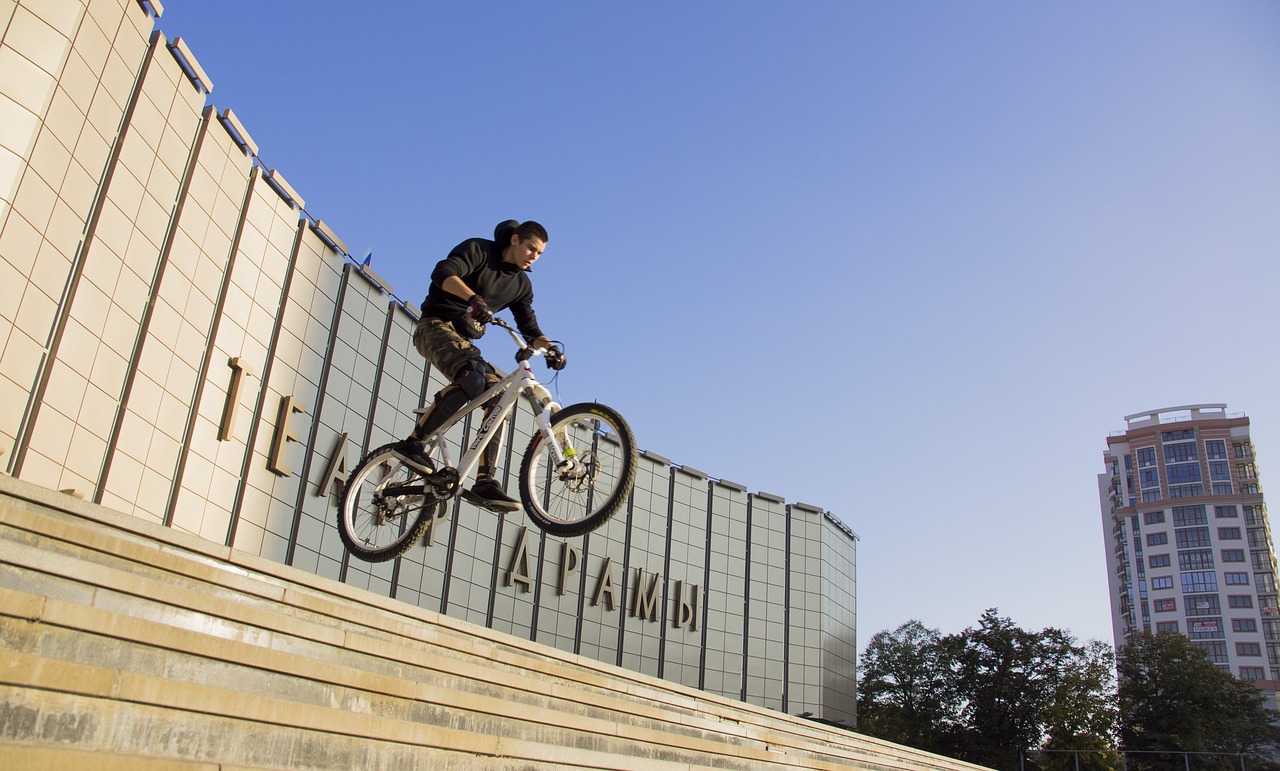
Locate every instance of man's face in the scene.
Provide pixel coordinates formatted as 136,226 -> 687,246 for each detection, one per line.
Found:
505,236 -> 545,270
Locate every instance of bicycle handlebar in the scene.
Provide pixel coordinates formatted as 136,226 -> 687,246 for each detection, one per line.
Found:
489,317 -> 565,370
488,316 -> 525,346
489,317 -> 543,363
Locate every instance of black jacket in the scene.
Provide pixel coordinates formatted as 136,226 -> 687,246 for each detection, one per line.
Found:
420,236 -> 544,341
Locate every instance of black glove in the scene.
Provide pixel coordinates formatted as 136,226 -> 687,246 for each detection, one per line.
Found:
545,346 -> 567,371
466,295 -> 493,324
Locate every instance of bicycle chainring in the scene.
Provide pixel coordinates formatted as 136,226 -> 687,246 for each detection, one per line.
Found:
426,467 -> 460,500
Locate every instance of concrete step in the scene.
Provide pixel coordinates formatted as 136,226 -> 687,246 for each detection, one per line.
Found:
0,475 -> 984,771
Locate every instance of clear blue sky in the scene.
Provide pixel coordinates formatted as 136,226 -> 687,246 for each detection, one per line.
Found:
156,2 -> 1280,647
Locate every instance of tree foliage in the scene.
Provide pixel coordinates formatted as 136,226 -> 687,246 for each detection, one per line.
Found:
857,620 -> 958,754
859,617 -> 1280,771
858,609 -> 1118,771
1117,631 -> 1280,769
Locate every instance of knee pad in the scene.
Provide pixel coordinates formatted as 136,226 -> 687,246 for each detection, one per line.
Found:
454,361 -> 488,400
434,385 -> 469,421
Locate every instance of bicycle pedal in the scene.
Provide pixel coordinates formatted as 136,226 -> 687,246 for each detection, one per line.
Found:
461,489 -> 522,513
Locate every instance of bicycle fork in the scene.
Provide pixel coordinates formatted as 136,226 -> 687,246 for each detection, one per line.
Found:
525,386 -> 577,476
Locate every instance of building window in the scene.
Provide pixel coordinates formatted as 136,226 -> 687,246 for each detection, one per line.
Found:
1147,533 -> 1168,547
1167,464 -> 1202,484
1228,595 -> 1254,609
1239,666 -> 1266,681
1185,594 -> 1220,616
1164,442 -> 1198,463
1144,511 -> 1166,525
1247,528 -> 1268,548
1175,527 -> 1211,549
1162,430 -> 1196,442
1178,549 -> 1214,571
1140,468 -> 1160,488
1221,549 -> 1245,563
1205,440 -> 1227,459
1188,618 -> 1224,640
1149,554 -> 1171,568
1244,506 -> 1263,525
1218,527 -> 1242,540
1224,572 -> 1250,586
1192,640 -> 1228,663
1172,502 -> 1203,525
1151,576 -> 1174,590
1234,442 -> 1253,459
1236,642 -> 1263,656
1208,461 -> 1231,481
1154,598 -> 1177,612
1156,621 -> 1180,633
1169,484 -> 1204,498
1181,571 -> 1218,593
1233,618 -> 1258,633
1214,505 -> 1238,519
1211,483 -> 1233,495
1138,447 -> 1158,468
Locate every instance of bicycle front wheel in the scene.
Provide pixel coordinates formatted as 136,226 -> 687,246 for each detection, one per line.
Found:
337,442 -> 444,562
518,402 -> 638,538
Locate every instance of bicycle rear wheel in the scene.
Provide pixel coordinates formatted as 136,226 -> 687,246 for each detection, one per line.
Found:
517,402 -> 637,538
337,442 -> 444,562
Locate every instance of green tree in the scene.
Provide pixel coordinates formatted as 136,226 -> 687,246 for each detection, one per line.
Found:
1118,631 -> 1279,771
945,610 -> 1079,770
858,611 -> 1120,771
1039,639 -> 1120,771
857,620 -> 959,753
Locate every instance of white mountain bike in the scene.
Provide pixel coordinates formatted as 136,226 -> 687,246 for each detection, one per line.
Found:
337,317 -> 638,562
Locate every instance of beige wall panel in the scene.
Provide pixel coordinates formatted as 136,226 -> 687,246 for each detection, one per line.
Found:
7,3 -> 75,76
178,174 -> 297,542
282,245 -> 346,577
11,160 -> 57,231
22,38 -> 193,497
40,88 -> 86,165
70,5 -> 112,79
166,140 -> 252,525
0,0 -> 145,464
233,226 -> 340,562
0,2 -> 16,37
0,92 -> 41,164
24,0 -> 88,39
96,51 -> 205,519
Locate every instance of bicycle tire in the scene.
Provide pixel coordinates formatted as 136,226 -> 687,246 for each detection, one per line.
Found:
337,442 -> 444,562
517,402 -> 637,538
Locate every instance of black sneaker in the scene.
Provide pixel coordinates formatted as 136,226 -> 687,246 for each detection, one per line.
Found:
392,439 -> 434,473
463,477 -> 521,513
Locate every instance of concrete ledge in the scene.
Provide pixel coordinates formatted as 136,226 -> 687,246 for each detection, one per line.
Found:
0,474 -> 985,771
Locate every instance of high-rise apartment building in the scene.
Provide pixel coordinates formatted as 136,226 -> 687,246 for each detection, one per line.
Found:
1099,404 -> 1279,683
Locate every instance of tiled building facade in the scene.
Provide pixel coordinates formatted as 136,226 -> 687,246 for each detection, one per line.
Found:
0,0 -> 858,723
1099,404 -> 1280,687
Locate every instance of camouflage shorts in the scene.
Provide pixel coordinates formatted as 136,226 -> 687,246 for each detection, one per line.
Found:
413,317 -> 500,387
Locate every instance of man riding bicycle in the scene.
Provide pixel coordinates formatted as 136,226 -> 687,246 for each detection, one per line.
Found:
394,219 -> 565,512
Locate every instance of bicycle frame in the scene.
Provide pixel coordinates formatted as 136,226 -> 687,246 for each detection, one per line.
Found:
413,320 -> 565,490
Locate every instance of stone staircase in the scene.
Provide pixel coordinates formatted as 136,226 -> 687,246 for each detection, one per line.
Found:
0,474 -> 984,771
